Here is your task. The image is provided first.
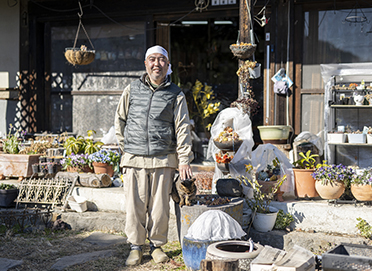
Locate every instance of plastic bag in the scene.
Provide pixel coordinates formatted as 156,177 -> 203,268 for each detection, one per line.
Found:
293,131 -> 324,156
251,143 -> 294,194
102,126 -> 117,145
207,108 -> 254,192
274,80 -> 288,95
185,210 -> 246,241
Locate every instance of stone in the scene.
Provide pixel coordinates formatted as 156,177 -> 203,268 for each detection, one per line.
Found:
83,231 -> 127,247
0,258 -> 23,271
50,250 -> 115,270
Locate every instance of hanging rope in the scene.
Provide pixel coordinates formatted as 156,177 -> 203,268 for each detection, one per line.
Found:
72,2 -> 94,50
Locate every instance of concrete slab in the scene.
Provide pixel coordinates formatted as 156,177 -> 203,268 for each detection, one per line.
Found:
0,258 -> 23,271
50,250 -> 115,270
83,232 -> 127,247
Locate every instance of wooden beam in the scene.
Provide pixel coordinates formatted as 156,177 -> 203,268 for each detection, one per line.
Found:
294,3 -> 303,135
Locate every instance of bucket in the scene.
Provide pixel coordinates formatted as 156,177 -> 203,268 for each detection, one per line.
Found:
249,63 -> 261,79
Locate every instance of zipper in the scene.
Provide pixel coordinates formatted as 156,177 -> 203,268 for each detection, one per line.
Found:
146,89 -> 154,155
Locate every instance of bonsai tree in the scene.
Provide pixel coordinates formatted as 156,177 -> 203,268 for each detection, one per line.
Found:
293,150 -> 319,169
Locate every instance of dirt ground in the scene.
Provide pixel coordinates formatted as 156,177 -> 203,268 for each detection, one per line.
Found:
0,228 -> 186,271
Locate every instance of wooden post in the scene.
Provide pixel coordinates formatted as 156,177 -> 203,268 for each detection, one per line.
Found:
200,259 -> 239,271
238,0 -> 253,99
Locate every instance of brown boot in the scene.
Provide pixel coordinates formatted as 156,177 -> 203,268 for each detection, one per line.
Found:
125,249 -> 143,266
151,247 -> 169,263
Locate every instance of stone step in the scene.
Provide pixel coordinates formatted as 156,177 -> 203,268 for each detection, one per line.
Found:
2,167 -> 372,236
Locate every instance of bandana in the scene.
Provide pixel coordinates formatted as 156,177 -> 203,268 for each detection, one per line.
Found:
145,45 -> 172,76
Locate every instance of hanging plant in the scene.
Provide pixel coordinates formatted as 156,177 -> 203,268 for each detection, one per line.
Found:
230,86 -> 259,116
64,2 -> 95,66
229,43 -> 257,60
65,45 -> 95,66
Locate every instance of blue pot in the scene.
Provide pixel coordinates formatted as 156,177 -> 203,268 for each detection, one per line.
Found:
182,237 -> 219,271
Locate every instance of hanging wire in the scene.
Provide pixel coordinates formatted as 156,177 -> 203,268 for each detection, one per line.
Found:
73,2 -> 94,50
28,0 -> 198,33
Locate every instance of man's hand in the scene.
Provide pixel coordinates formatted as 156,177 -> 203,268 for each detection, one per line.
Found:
178,164 -> 193,180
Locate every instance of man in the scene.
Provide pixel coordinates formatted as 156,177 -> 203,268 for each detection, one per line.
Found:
115,45 -> 193,266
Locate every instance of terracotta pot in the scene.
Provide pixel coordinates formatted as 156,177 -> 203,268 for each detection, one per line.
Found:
315,180 -> 345,200
67,165 -> 93,173
293,168 -> 319,198
92,162 -> 114,177
351,184 -> 372,201
257,180 -> 284,202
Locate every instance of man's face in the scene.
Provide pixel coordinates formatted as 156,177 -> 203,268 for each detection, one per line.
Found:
144,53 -> 169,85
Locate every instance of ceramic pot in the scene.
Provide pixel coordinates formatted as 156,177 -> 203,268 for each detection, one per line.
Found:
353,95 -> 364,106
0,188 -> 19,207
182,236 -> 220,271
206,240 -> 264,270
257,180 -> 284,201
257,125 -> 291,144
92,162 -> 114,177
216,162 -> 229,174
293,168 -> 319,198
252,206 -> 278,232
67,165 -> 94,173
315,180 -> 345,200
351,184 -> 372,201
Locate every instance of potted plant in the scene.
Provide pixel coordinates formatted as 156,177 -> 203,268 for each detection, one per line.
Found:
88,149 -> 121,177
63,130 -> 103,155
311,163 -> 355,200
0,125 -> 42,179
365,93 -> 372,106
0,183 -> 19,207
241,174 -> 286,232
215,151 -> 234,174
60,153 -> 93,173
350,169 -> 372,201
292,150 -> 319,198
255,157 -> 284,202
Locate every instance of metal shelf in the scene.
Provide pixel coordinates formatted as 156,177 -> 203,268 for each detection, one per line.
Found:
330,105 -> 372,108
328,142 -> 372,146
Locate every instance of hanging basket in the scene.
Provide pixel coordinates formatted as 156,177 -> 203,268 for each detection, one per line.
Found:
229,43 -> 257,59
65,47 -> 95,66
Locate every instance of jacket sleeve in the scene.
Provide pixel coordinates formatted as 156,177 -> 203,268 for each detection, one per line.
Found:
115,85 -> 131,153
174,91 -> 194,165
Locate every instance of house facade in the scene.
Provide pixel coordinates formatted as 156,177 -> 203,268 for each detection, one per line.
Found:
1,0 -> 371,143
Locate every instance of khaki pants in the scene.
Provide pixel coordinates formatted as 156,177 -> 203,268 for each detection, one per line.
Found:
124,167 -> 175,247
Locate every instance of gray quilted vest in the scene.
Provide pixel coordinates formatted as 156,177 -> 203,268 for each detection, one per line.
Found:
123,79 -> 181,156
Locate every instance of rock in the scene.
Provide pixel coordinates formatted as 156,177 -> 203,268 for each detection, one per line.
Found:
0,258 -> 23,271
83,232 -> 127,247
50,250 -> 115,270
